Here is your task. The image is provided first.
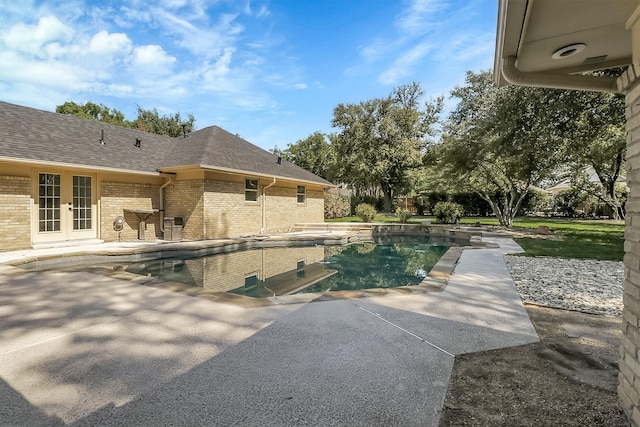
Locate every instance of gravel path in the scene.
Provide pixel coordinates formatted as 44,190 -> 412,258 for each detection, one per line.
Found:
505,255 -> 624,316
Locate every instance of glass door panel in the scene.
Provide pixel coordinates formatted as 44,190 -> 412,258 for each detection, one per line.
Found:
73,176 -> 92,230
38,173 -> 61,232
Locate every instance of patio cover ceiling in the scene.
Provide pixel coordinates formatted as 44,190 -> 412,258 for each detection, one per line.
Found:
494,0 -> 640,92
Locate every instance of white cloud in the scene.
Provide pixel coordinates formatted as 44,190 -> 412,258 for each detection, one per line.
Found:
395,0 -> 448,35
89,31 -> 132,56
2,15 -> 73,55
133,44 -> 176,67
378,42 -> 433,85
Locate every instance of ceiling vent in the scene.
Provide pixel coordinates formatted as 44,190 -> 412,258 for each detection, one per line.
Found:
583,55 -> 608,65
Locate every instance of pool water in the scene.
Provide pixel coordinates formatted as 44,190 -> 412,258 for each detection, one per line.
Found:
24,236 -> 460,298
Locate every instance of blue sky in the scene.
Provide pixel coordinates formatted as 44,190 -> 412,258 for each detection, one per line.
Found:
0,0 -> 497,150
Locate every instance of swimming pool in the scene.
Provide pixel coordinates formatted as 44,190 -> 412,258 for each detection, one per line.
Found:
21,235 -> 464,298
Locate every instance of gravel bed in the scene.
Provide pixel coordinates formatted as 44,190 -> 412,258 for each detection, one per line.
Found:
505,255 -> 624,316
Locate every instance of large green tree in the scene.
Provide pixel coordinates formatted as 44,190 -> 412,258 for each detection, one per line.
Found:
331,82 -> 443,212
56,101 -> 195,137
437,70 -> 571,226
272,131 -> 335,180
132,106 -> 195,138
563,83 -> 627,219
56,101 -> 131,127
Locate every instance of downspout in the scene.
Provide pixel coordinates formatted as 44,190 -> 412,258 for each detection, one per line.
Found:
261,178 -> 277,235
159,174 -> 174,234
501,55 -> 621,93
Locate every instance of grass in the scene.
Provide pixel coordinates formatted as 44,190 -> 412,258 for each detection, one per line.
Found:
326,215 -> 625,261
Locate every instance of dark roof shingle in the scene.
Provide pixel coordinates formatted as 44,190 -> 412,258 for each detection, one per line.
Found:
0,101 -> 332,186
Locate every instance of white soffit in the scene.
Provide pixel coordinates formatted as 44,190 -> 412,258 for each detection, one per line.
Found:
497,0 -> 639,76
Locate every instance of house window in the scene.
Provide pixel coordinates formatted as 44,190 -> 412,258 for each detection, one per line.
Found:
38,173 -> 61,232
245,179 -> 258,202
297,185 -> 306,204
297,260 -> 306,278
73,176 -> 92,230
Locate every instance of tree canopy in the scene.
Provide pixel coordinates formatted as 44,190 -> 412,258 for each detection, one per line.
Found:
272,131 -> 335,181
56,101 -> 195,138
331,82 -> 443,211
435,70 -> 571,226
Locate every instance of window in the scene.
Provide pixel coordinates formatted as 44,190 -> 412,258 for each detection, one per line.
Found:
38,173 -> 60,232
244,274 -> 259,288
297,185 -> 306,204
73,176 -> 92,230
296,260 -> 306,278
245,179 -> 258,202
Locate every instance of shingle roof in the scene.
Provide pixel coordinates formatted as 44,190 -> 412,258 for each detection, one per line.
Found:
161,125 -> 333,185
0,101 -> 333,186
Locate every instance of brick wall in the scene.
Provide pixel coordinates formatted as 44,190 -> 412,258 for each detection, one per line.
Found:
203,179 -> 261,238
164,178 -> 325,240
165,180 -> 205,240
262,187 -> 324,234
0,176 -> 31,251
101,181 -> 161,242
621,79 -> 640,425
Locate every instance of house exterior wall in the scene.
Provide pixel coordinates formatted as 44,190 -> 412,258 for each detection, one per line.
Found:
164,179 -> 205,240
0,175 -> 31,250
262,186 -> 324,233
164,175 -> 325,241
0,164 -> 327,251
203,179 -> 261,238
620,78 -> 640,426
100,181 -> 161,242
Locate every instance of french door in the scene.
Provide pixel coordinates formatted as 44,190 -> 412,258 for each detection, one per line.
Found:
33,171 -> 97,243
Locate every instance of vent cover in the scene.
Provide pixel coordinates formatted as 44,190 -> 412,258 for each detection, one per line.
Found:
583,55 -> 608,64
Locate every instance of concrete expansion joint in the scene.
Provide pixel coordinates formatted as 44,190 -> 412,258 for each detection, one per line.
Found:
357,304 -> 455,358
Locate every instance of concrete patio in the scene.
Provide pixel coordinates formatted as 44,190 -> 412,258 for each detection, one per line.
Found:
0,234 -> 538,426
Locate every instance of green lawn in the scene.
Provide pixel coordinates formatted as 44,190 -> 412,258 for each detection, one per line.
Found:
326,215 -> 625,261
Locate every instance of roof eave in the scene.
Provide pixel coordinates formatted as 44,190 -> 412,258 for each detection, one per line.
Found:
0,156 -> 160,176
160,164 -> 336,188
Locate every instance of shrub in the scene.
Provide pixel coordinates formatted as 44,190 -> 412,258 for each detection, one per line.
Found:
395,207 -> 412,223
350,195 -> 384,215
433,201 -> 464,224
324,192 -> 351,219
355,203 -> 377,222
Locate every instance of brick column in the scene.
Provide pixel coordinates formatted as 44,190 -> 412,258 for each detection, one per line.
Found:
621,81 -> 640,425
619,9 -> 640,425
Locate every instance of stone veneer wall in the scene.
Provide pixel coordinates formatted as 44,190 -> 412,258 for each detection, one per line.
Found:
100,181 -> 161,242
0,176 -> 31,251
620,73 -> 640,426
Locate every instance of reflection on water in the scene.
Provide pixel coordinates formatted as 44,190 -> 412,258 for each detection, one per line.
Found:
24,236 -> 460,298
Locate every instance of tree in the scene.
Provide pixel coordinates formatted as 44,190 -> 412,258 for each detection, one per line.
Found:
272,132 -> 335,180
133,106 -> 195,138
56,101 -> 131,127
56,101 -> 196,137
563,85 -> 627,219
438,71 -> 570,226
331,82 -> 443,212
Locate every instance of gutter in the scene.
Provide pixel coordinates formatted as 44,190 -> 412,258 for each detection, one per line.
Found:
260,178 -> 277,235
500,56 -> 621,94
